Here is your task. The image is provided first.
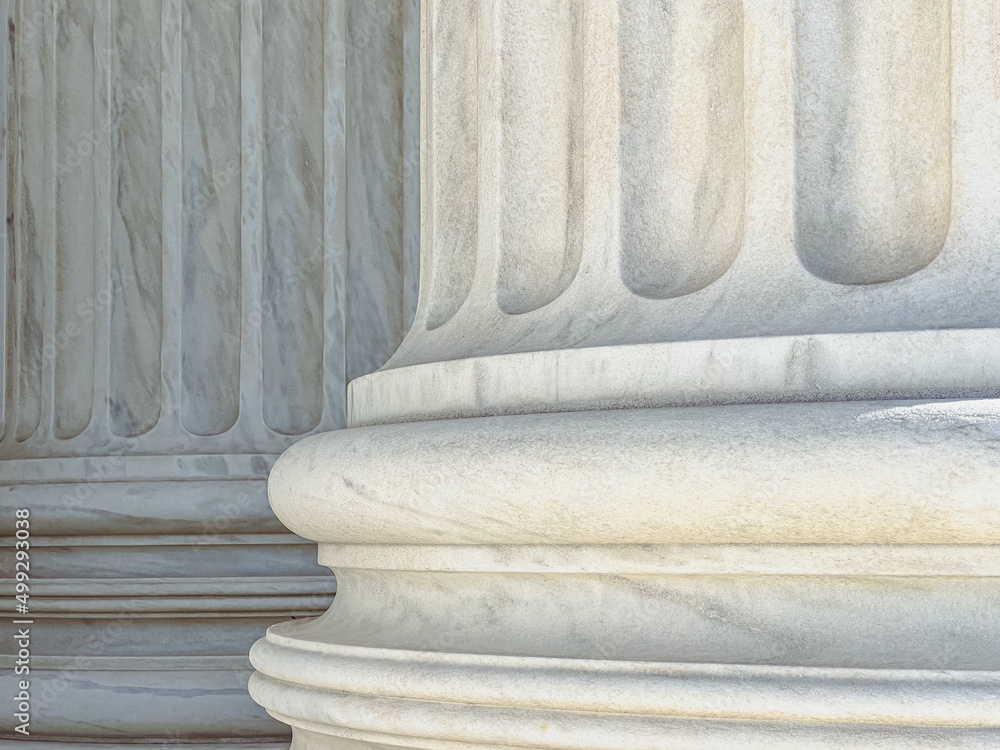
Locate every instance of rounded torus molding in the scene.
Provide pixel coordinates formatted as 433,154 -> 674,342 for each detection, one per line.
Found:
251,398 -> 1000,748
268,398 -> 1000,547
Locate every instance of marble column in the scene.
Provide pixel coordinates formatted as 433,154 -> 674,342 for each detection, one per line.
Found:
251,0 -> 1000,748
0,0 -> 417,745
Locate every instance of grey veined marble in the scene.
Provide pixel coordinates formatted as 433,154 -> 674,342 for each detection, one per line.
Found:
252,0 -> 1000,748
0,0 -> 418,745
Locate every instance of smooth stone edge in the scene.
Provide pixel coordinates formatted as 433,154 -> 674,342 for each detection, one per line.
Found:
349,329 -> 1000,427
251,677 -> 1000,750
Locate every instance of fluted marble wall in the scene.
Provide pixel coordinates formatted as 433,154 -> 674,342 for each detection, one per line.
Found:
0,0 -> 418,744
1,0 -> 418,455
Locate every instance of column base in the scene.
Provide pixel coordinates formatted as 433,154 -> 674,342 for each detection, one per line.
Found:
253,399 -> 1000,748
251,551 -> 1000,750
0,455 -> 334,743
264,715 -> 1000,750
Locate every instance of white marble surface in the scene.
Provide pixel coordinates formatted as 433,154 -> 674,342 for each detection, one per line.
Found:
253,0 -> 1000,747
257,400 -> 1000,747
390,0 -> 1000,369
181,0 -> 242,437
351,328 -> 1000,425
272,399 -> 1000,547
794,0 -> 951,285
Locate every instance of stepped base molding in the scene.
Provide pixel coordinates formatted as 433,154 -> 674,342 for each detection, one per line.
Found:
0,455 -> 332,743
251,397 -> 1000,748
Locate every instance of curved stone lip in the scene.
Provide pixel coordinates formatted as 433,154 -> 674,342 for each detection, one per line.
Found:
349,328 -> 1000,427
251,635 -> 1000,726
269,398 -> 1000,546
252,677 -> 1000,750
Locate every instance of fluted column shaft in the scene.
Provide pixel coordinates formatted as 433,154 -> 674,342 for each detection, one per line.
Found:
0,0 -> 417,744
354,0 -> 1000,420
